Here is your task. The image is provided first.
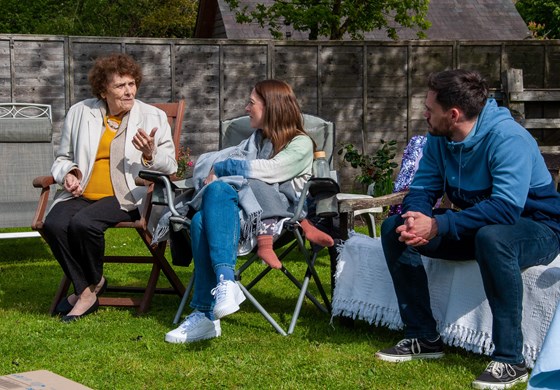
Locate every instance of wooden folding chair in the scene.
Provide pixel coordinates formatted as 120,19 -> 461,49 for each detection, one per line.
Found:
32,100 -> 187,315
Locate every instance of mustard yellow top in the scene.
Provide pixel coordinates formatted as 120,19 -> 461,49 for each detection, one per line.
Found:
82,115 -> 121,200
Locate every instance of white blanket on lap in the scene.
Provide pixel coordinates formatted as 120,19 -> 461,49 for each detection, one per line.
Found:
332,232 -> 560,368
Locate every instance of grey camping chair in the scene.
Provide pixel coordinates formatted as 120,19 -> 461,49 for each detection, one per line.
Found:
226,114 -> 339,335
146,114 -> 341,335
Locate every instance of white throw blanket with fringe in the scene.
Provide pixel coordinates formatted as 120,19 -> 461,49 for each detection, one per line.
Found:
332,231 -> 560,368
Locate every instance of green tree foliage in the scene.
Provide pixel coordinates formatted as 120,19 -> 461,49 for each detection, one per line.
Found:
515,0 -> 560,39
225,0 -> 431,40
0,0 -> 197,38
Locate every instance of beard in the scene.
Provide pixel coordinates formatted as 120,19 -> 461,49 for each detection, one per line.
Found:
427,116 -> 454,139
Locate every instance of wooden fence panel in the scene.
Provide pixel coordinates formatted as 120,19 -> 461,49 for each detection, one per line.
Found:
221,45 -> 268,121
70,42 -> 123,103
174,44 -> 221,154
320,45 -> 364,137
546,45 -> 560,88
365,45 -> 408,142
273,45 -> 319,115
458,44 -> 503,89
504,44 -> 546,88
127,43 -> 173,103
1,35 -> 559,191
11,39 -> 66,146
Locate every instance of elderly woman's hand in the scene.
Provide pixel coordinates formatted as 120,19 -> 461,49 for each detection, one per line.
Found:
133,127 -> 157,162
64,172 -> 83,197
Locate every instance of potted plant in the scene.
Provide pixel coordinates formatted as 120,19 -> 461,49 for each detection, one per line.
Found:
175,146 -> 194,179
338,139 -> 398,196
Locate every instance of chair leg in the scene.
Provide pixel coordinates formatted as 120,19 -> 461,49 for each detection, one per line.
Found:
288,271 -> 311,335
49,275 -> 71,315
235,230 -> 332,335
287,250 -> 330,335
156,253 -> 186,296
134,232 -> 186,314
306,255 -> 332,313
294,230 -> 331,312
364,212 -> 377,238
173,273 -> 195,324
140,231 -> 185,297
137,262 -> 161,314
282,267 -> 328,312
236,281 -> 288,336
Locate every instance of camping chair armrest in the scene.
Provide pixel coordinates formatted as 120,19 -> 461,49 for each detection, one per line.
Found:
135,176 -> 152,187
138,169 -> 169,183
138,170 -> 193,219
289,177 -> 340,224
289,180 -> 313,224
32,175 -> 56,231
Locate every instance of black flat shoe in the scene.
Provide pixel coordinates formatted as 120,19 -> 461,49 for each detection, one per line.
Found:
61,298 -> 99,323
52,297 -> 74,317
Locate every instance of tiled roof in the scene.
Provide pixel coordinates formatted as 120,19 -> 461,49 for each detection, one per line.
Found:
196,0 -> 530,40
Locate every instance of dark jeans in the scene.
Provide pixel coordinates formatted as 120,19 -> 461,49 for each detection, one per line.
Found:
381,212 -> 560,364
42,196 -> 139,295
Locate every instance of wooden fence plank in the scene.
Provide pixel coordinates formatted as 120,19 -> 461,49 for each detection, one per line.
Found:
510,91 -> 560,102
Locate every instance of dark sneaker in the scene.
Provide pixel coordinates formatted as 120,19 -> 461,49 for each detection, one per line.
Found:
471,361 -> 528,389
374,337 -> 444,362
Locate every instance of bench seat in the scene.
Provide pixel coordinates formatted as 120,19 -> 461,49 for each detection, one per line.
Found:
332,232 -> 560,368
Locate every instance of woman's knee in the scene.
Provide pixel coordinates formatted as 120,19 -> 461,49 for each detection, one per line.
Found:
43,213 -> 67,238
203,181 -> 237,204
67,215 -> 98,237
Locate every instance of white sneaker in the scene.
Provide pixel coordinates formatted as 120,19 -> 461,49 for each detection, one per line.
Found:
212,275 -> 246,319
164,311 -> 221,344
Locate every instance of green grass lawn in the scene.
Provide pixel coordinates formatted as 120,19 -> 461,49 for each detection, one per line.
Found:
0,228 -> 527,389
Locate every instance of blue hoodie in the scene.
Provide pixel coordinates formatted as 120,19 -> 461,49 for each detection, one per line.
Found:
404,98 -> 560,240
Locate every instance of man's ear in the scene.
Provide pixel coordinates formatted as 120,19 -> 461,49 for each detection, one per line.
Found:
449,107 -> 463,123
450,107 -> 461,121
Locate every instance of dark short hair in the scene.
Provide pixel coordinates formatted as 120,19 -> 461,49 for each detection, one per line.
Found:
88,53 -> 143,99
427,69 -> 488,120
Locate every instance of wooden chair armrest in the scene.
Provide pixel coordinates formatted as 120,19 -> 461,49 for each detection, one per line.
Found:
33,175 -> 56,189
32,175 -> 56,231
337,191 -> 408,240
338,191 -> 408,214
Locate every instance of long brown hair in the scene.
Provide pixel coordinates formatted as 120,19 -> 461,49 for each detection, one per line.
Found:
253,79 -> 311,155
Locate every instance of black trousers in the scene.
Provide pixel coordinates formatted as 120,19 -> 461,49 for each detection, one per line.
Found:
42,196 -> 140,295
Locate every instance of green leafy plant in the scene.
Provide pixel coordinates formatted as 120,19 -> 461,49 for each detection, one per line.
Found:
338,139 -> 398,196
175,146 -> 194,179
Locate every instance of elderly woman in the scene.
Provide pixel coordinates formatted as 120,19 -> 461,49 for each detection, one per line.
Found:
42,53 -> 177,322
